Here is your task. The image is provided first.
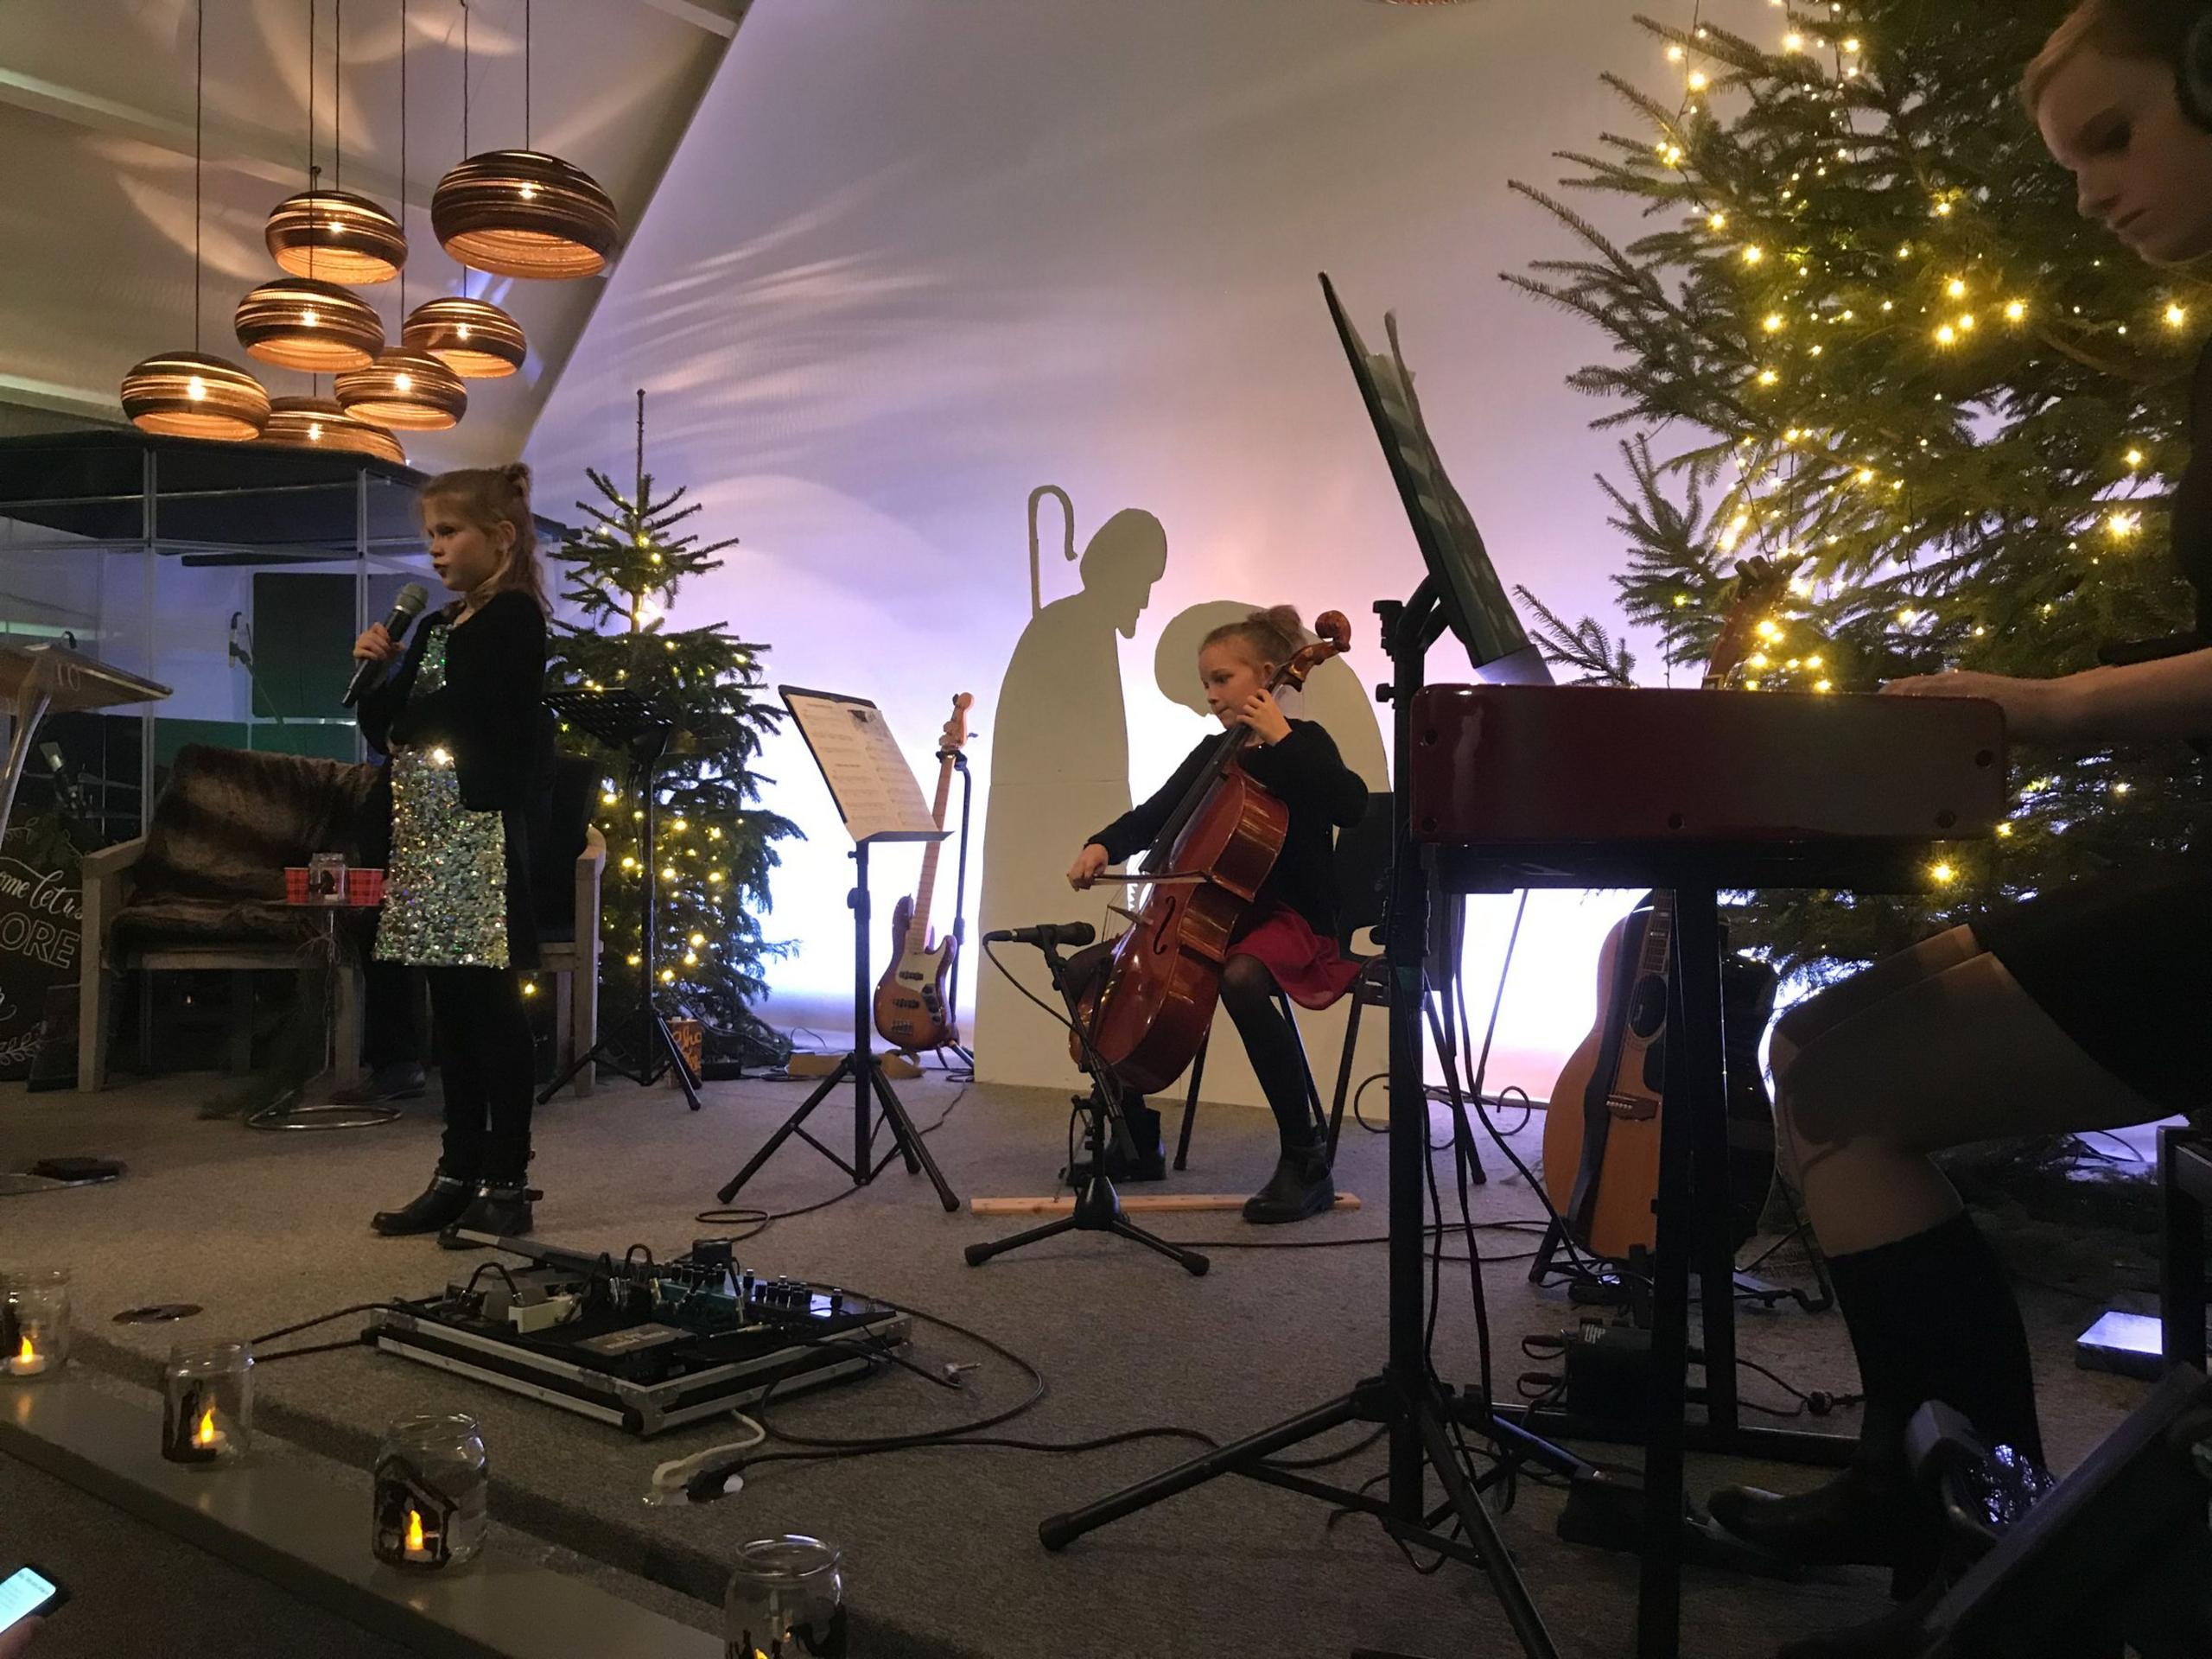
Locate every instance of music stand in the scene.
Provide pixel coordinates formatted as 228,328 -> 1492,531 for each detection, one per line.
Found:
715,689 -> 958,1211
537,688 -> 702,1111
0,644 -> 170,845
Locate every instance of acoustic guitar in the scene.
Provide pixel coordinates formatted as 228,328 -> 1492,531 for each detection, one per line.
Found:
1538,558 -> 1795,1259
873,693 -> 973,1053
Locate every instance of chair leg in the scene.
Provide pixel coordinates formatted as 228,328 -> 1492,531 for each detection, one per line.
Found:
226,971 -> 255,1075
1328,988 -> 1369,1166
552,970 -> 575,1084
571,963 -> 596,1100
1174,1037 -> 1207,1172
78,963 -> 114,1092
1274,990 -> 1326,1144
334,964 -> 364,1089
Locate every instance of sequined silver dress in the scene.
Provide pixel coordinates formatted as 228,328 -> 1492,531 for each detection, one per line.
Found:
375,626 -> 512,968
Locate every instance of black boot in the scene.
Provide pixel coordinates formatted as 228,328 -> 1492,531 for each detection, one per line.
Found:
371,1164 -> 476,1236
438,1180 -> 538,1249
1707,1211 -> 2040,1594
1242,1132 -> 1334,1224
1059,1099 -> 1166,1185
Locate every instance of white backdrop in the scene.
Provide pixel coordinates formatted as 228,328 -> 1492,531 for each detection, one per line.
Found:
526,0 -> 1777,1101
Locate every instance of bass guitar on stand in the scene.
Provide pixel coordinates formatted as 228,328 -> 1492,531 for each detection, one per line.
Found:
874,693 -> 974,1053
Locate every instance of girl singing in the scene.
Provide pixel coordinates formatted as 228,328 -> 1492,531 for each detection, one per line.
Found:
1069,606 -> 1367,1222
355,464 -> 556,1247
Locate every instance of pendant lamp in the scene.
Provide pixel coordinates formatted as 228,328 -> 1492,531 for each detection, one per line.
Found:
401,295 -> 525,378
264,3 -> 404,283
257,395 -> 405,463
430,3 -> 617,279
335,0 -> 464,432
123,0 -> 269,440
235,274 -> 385,372
334,349 -> 466,430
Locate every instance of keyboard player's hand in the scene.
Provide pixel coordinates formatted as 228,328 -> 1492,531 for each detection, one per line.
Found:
1881,669 -> 2067,738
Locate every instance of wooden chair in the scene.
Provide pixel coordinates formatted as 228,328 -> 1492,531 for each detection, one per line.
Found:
1173,792 -> 1397,1170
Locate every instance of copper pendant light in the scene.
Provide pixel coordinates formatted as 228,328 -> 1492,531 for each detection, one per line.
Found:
257,395 -> 405,462
266,187 -> 407,284
401,295 -> 525,378
334,348 -> 467,430
264,2 -> 404,283
432,149 -> 618,278
122,351 -> 273,442
430,4 -> 617,279
235,274 -> 386,371
123,0 -> 268,440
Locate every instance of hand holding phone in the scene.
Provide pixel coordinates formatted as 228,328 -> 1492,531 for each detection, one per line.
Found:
0,1563 -> 65,1650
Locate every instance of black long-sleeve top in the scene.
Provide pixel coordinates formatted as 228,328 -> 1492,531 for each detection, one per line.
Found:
356,591 -> 552,812
1089,719 -> 1366,940
355,590 -> 556,966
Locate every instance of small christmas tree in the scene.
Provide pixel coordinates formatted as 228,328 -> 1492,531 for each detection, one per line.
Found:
545,391 -> 799,1066
1508,2 -> 2207,982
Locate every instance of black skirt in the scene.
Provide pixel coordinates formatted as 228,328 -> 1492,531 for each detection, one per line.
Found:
1974,861 -> 2212,1111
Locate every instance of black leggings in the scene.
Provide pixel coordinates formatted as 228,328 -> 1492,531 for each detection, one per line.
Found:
429,966 -> 534,1182
1218,955 -> 1316,1149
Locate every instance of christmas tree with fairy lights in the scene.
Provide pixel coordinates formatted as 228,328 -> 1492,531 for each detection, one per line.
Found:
1510,1 -> 2209,981
545,391 -> 799,1067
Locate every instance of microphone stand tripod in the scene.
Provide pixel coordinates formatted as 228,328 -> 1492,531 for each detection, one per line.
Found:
963,938 -> 1208,1276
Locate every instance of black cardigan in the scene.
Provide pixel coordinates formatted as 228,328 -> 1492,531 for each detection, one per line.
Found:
356,591 -> 555,967
1089,719 -> 1366,940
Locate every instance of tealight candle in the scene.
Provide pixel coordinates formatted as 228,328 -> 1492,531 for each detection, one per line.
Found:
1,1271 -> 70,1382
162,1341 -> 253,1465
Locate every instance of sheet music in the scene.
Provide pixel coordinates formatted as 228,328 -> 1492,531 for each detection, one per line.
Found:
1322,276 -> 1546,681
780,687 -> 948,845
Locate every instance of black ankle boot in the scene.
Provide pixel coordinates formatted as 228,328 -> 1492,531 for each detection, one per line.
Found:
438,1181 -> 538,1249
1059,1100 -> 1166,1185
371,1166 -> 476,1236
1707,1462 -> 1930,1575
1707,1211 -> 2039,1596
1242,1135 -> 1333,1224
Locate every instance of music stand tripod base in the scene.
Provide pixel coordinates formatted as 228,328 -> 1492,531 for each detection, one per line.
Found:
714,837 -> 958,1212
537,688 -> 702,1111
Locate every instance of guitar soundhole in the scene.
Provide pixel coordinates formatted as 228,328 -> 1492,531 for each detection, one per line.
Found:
1626,976 -> 1667,1039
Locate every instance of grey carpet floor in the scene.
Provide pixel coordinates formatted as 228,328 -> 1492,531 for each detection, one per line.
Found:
0,1069 -> 2155,1659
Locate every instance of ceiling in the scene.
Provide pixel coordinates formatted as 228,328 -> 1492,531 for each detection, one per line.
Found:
0,0 -> 750,467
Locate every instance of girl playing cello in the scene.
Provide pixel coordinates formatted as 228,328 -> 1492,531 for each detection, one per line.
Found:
1069,606 -> 1367,1222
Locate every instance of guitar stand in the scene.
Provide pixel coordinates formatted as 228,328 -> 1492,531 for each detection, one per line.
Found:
715,841 -> 959,1211
965,939 -> 1208,1275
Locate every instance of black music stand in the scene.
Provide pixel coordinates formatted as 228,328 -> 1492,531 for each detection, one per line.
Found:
963,938 -> 1208,1275
715,689 -> 957,1211
537,689 -> 702,1111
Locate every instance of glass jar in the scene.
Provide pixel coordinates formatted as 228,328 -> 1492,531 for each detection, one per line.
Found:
724,1535 -> 846,1658
1,1270 -> 71,1381
372,1412 -> 488,1570
162,1340 -> 254,1465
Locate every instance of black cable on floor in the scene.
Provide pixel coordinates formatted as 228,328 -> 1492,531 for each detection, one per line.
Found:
695,1083 -> 970,1235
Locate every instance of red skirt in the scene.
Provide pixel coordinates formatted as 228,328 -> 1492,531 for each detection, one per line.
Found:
1228,899 -> 1362,1010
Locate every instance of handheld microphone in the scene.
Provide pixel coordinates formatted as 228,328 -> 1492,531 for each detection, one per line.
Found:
342,583 -> 429,708
983,921 -> 1096,949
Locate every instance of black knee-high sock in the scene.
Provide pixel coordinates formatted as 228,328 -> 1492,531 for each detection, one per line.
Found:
1827,1209 -> 2043,1468
1220,962 -> 1315,1151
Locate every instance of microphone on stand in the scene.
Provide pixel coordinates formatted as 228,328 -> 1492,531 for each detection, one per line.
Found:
983,921 -> 1096,949
342,583 -> 429,708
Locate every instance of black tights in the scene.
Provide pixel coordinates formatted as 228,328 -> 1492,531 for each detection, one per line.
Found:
429,967 -> 534,1183
1218,954 -> 1316,1150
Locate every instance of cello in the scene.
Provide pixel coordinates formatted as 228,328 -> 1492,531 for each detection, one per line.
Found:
1073,611 -> 1352,1095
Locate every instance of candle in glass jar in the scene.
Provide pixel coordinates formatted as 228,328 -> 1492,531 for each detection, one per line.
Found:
7,1333 -> 48,1377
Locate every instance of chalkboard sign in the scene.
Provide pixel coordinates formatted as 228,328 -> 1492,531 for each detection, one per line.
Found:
0,814 -> 83,1080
